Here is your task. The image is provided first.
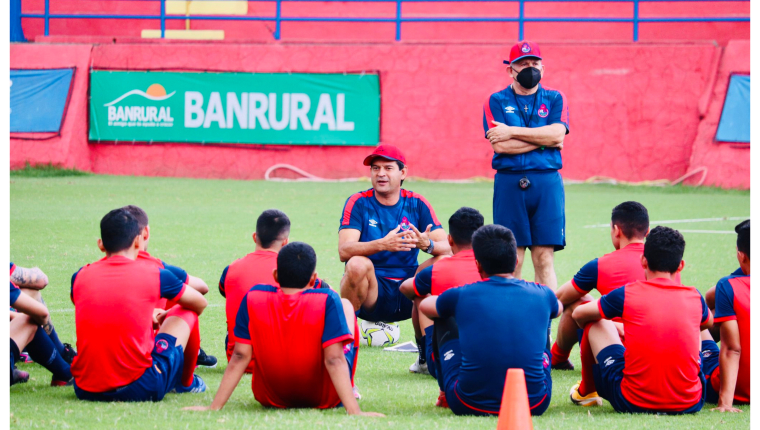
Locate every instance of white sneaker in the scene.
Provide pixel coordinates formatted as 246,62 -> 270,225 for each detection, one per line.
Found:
353,385 -> 362,400
409,357 -> 430,375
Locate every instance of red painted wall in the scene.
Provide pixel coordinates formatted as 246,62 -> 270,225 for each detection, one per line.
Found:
9,40 -> 749,188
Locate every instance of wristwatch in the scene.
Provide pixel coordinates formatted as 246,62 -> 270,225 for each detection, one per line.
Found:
422,240 -> 435,254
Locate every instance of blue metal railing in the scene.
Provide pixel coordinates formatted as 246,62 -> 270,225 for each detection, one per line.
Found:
21,0 -> 749,42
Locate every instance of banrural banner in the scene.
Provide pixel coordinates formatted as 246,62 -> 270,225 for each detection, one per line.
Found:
89,71 -> 380,146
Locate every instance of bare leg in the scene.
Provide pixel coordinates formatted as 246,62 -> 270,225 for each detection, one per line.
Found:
556,296 -> 592,351
10,314 -> 38,352
587,319 -> 624,361
340,298 -> 356,336
19,288 -> 42,302
411,301 -> 422,339
158,315 -> 192,349
340,256 -> 379,313
515,246 -> 526,279
531,245 -> 557,291
704,286 -> 720,341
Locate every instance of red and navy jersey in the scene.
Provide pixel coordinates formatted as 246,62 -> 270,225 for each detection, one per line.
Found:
436,277 -> 559,412
137,251 -> 189,310
572,243 -> 646,296
10,262 -> 20,307
234,284 -> 353,409
412,249 -> 481,297
339,188 -> 442,279
483,84 -> 569,172
70,255 -> 186,393
712,268 -> 750,403
598,279 -> 708,411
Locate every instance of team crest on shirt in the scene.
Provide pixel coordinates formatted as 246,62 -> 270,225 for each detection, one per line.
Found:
521,43 -> 531,53
543,352 -> 550,368
505,106 -> 516,114
400,216 -> 412,231
155,339 -> 169,353
537,103 -> 549,118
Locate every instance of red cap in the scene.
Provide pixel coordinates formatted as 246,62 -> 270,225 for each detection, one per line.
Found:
503,41 -> 542,65
363,144 -> 406,166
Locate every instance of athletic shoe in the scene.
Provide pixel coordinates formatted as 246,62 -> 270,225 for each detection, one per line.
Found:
409,357 -> 429,375
19,352 -> 33,364
435,391 -> 449,408
51,377 -> 74,387
551,359 -> 575,371
352,384 -> 362,400
61,343 -> 77,365
196,348 -> 217,368
569,381 -> 602,407
172,375 -> 207,394
11,368 -> 30,386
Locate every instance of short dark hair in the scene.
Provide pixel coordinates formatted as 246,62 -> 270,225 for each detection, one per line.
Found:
471,224 -> 517,275
448,207 -> 485,246
256,209 -> 291,249
611,201 -> 649,239
122,205 -> 149,230
735,219 -> 750,258
276,242 -> 317,289
643,226 -> 685,273
100,208 -> 141,254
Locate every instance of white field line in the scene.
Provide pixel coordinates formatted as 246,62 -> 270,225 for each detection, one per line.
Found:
583,217 -> 749,229
49,302 -> 225,313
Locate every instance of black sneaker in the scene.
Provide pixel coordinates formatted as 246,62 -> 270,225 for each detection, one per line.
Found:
11,368 -> 30,386
61,343 -> 77,365
551,359 -> 575,371
196,348 -> 217,368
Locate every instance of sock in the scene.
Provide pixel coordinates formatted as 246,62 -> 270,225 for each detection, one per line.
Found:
416,336 -> 427,365
10,339 -> 19,383
577,324 -> 596,396
551,342 -> 571,365
26,327 -> 72,381
182,318 -> 201,387
44,322 -> 66,356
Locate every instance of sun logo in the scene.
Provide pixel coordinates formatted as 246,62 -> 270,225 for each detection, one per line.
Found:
104,83 -> 176,106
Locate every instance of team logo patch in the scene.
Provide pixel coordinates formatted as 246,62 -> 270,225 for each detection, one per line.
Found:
521,43 -> 531,53
400,216 -> 412,231
702,350 -> 712,358
155,339 -> 169,353
603,356 -> 615,367
543,352 -> 550,368
537,103 -> 549,118
505,106 -> 516,114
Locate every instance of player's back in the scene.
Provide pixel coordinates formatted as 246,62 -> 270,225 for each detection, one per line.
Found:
430,249 -> 481,295
713,270 -> 750,402
596,243 -> 646,295
239,285 -> 352,409
71,256 -> 162,392
616,278 -> 704,411
221,250 -> 278,343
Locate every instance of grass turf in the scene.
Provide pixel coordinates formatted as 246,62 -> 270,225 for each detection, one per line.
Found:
9,173 -> 750,429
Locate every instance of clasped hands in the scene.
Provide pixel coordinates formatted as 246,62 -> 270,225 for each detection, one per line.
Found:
382,224 -> 433,252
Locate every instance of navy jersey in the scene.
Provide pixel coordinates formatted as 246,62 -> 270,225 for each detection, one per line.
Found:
483,84 -> 569,172
437,276 -> 559,410
339,188 -> 442,279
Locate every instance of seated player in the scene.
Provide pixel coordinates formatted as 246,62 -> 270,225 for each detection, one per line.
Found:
10,263 -> 76,364
10,278 -> 73,386
121,205 -> 216,369
701,219 -> 749,412
185,242 -> 383,417
71,208 -> 208,401
399,207 -> 483,386
420,224 -> 561,416
339,145 -> 451,332
551,201 -> 649,370
571,226 -> 712,413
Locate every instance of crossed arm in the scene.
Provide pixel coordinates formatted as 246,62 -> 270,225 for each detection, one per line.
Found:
486,122 -> 566,155
11,266 -> 49,290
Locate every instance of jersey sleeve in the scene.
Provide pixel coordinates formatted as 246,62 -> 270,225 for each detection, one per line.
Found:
9,282 -> 20,307
70,267 -> 83,304
315,278 -> 331,290
160,261 -> 189,284
483,94 -> 505,138
219,265 -> 230,298
713,278 -> 736,323
233,296 -> 251,344
10,262 -> 15,275
545,285 -> 560,318
699,293 -> 709,324
549,91 -> 569,133
599,287 -> 625,320
159,268 -> 186,300
436,287 -> 461,319
339,194 -> 364,231
571,259 -> 599,293
322,291 -> 354,348
412,266 -> 434,297
416,195 -> 442,232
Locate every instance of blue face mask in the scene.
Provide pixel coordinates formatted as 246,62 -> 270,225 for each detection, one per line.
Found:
516,67 -> 542,89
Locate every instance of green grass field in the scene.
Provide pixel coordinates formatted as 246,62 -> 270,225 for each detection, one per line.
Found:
9,172 -> 750,429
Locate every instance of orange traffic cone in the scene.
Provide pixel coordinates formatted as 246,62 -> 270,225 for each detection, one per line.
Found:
496,368 -> 533,430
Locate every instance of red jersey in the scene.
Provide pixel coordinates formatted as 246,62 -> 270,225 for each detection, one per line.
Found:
712,269 -> 750,403
572,243 -> 646,296
70,256 -> 186,392
599,278 -> 708,411
137,251 -> 189,310
412,249 -> 482,297
234,285 -> 353,408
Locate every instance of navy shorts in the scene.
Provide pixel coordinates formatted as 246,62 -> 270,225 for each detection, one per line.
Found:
493,170 -> 565,251
593,344 -> 705,414
357,276 -> 413,322
438,338 -> 552,417
701,340 -> 720,404
74,333 -> 185,402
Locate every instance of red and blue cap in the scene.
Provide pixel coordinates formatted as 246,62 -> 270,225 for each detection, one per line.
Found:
503,41 -> 542,65
363,144 -> 406,166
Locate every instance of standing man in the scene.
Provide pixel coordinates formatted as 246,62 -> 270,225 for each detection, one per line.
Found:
339,145 -> 451,328
483,40 -> 569,290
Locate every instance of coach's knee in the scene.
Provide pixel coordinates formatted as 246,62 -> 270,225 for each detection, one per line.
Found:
344,256 -> 372,282
531,247 -> 555,270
